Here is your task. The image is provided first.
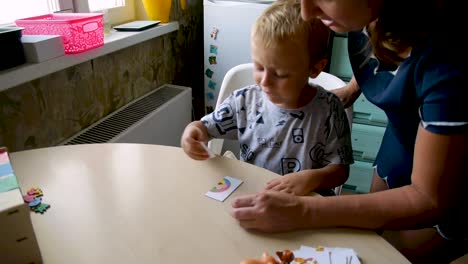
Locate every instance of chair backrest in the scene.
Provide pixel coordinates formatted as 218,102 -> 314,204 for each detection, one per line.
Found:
215,63 -> 255,107
209,63 -> 352,195
215,62 -> 353,129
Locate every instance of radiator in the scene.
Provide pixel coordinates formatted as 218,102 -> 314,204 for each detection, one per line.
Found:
60,84 -> 192,147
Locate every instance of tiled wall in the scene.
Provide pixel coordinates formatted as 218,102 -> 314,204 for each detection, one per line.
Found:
0,0 -> 204,152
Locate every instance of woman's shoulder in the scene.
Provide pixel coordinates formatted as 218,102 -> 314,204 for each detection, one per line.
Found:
412,38 -> 467,90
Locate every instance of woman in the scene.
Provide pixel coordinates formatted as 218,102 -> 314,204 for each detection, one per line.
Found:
230,0 -> 468,263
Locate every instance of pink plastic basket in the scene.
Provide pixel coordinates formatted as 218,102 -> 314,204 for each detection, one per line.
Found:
15,13 -> 104,54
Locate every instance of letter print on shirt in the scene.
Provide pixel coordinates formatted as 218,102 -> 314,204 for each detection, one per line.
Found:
289,111 -> 305,120
337,145 -> 353,163
330,99 -> 348,139
275,110 -> 288,127
281,158 -> 301,175
309,143 -> 331,166
258,138 -> 282,148
212,103 -> 237,135
291,128 -> 304,143
240,143 -> 255,161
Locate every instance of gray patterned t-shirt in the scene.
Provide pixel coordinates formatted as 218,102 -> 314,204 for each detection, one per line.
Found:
201,84 -> 354,175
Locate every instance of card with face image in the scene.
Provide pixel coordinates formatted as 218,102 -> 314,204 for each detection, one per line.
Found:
205,176 -> 243,202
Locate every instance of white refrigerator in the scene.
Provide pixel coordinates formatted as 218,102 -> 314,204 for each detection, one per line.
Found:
203,0 -> 273,113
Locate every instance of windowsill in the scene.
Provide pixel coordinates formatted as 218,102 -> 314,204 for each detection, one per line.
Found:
0,21 -> 179,93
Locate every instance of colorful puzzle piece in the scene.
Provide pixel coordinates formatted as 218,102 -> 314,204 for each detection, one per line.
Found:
23,186 -> 50,214
28,197 -> 42,207
23,194 -> 36,203
32,203 -> 50,214
27,187 -> 43,197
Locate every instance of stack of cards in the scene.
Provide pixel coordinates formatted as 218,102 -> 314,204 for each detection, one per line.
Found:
205,176 -> 243,202
288,245 -> 360,264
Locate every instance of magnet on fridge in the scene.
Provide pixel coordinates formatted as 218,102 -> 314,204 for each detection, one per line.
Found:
208,80 -> 217,89
206,92 -> 215,100
206,105 -> 214,114
210,27 -> 219,39
209,56 -> 217,65
205,68 -> 214,78
210,44 -> 218,54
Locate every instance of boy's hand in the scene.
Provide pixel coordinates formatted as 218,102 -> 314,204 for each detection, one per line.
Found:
265,171 -> 319,196
180,121 -> 211,160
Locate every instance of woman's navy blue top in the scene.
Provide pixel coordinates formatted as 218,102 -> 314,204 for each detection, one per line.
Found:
347,30 -> 468,239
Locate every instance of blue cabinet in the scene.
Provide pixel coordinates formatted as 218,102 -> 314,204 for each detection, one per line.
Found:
352,123 -> 385,162
353,94 -> 388,126
328,33 -> 387,193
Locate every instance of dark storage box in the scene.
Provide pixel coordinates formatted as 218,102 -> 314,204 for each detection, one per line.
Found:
0,27 -> 26,71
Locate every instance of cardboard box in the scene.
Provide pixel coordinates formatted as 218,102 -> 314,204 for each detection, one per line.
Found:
21,35 -> 64,63
0,148 -> 42,264
0,27 -> 26,71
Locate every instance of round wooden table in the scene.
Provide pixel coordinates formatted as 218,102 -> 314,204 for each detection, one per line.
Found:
10,143 -> 410,263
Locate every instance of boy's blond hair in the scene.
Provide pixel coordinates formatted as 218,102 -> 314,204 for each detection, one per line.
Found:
252,0 -> 330,63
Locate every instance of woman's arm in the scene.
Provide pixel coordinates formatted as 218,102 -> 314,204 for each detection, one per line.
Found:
306,126 -> 466,229
231,126 -> 467,231
331,76 -> 361,108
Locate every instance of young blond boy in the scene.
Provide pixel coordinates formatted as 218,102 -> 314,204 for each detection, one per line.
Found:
181,0 -> 353,196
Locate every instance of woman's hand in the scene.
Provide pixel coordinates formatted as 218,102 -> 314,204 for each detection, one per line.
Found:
331,76 -> 361,108
180,121 -> 211,160
230,191 -> 310,232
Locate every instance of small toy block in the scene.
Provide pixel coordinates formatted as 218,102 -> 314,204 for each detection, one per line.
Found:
23,194 -> 36,203
32,203 -> 50,214
27,187 -> 43,197
28,197 -> 42,207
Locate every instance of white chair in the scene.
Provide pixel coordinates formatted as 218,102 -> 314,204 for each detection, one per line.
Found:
208,62 -> 353,195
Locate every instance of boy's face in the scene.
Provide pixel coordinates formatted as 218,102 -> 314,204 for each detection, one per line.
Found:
251,37 -> 312,109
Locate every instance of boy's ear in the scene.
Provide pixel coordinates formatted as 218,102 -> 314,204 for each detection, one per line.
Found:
309,58 -> 328,78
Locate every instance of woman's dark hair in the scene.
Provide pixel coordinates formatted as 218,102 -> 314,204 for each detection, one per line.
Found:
367,0 -> 449,65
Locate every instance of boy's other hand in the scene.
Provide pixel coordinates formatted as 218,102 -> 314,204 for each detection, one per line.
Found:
180,121 -> 211,160
265,171 -> 318,196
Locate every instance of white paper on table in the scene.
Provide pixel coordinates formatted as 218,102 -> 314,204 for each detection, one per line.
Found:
290,245 -> 360,264
205,176 -> 243,202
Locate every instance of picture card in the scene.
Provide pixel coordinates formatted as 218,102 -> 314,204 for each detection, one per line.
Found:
200,142 -> 216,159
205,176 -> 243,202
290,245 -> 360,264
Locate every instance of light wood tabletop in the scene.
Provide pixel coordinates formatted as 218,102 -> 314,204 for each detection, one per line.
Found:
10,143 -> 410,264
